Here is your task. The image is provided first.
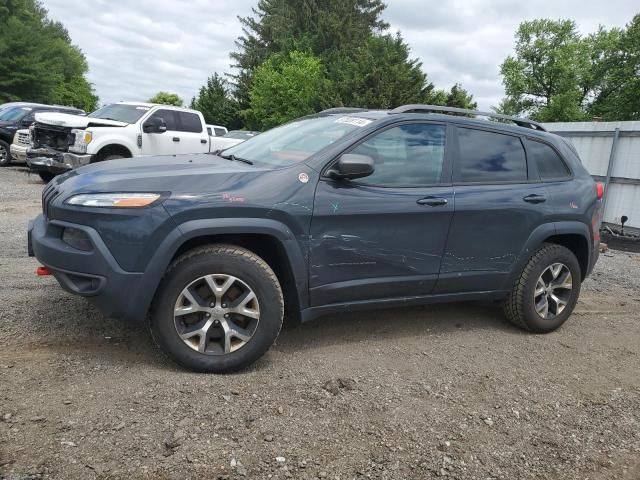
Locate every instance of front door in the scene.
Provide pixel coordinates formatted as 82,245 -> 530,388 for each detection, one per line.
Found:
309,122 -> 454,306
141,109 -> 181,156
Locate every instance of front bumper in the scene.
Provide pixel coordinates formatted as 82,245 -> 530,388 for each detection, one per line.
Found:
26,148 -> 92,175
10,143 -> 28,163
28,214 -> 145,321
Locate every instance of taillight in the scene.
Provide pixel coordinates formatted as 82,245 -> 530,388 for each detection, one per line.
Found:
596,182 -> 604,200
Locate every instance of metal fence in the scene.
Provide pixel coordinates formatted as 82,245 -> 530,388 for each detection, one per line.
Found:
543,121 -> 640,230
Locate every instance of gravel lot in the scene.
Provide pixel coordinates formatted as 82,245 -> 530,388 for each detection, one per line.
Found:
1,165 -> 639,480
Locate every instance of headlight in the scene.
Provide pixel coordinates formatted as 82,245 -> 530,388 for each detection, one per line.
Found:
69,129 -> 92,154
65,193 -> 162,208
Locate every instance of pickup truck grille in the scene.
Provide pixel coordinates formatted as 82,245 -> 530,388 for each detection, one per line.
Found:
17,131 -> 30,147
42,182 -> 60,219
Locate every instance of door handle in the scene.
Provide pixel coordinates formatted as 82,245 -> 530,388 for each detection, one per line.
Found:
172,137 -> 180,142
417,196 -> 448,207
200,139 -> 207,144
523,194 -> 546,204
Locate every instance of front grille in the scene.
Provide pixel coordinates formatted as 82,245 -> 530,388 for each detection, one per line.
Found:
17,131 -> 30,146
42,182 -> 60,218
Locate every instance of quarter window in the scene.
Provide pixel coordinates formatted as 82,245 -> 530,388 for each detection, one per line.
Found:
349,123 -> 446,187
455,128 -> 527,183
528,140 -> 571,180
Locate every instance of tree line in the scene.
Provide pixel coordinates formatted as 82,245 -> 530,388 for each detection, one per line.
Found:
0,0 -> 98,111
2,0 -> 638,127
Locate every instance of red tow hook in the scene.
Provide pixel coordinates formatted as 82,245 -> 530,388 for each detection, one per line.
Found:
36,266 -> 52,276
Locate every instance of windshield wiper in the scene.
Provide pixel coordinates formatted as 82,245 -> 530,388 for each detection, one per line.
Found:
219,153 -> 254,165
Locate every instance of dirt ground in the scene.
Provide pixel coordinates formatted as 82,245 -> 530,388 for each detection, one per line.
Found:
1,165 -> 639,480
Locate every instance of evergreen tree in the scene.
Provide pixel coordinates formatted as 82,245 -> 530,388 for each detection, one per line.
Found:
190,74 -> 241,129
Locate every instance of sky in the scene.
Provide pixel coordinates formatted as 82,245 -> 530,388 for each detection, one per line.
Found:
42,0 -> 638,111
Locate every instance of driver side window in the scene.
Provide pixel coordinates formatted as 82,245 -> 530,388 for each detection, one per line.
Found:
350,123 -> 446,187
148,109 -> 178,131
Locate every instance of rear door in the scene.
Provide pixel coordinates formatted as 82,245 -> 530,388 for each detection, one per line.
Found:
309,122 -> 454,306
175,111 -> 209,153
435,126 -> 551,293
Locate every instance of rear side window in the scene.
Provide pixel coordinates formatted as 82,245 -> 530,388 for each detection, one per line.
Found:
528,140 -> 571,180
350,123 -> 446,187
214,127 -> 226,136
455,128 -> 527,183
177,112 -> 203,133
149,109 -> 178,130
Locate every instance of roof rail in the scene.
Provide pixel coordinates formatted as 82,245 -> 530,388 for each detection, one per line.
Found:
318,107 -> 370,115
390,104 -> 547,132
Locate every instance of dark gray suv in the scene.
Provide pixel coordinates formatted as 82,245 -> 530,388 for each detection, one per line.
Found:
29,105 -> 602,372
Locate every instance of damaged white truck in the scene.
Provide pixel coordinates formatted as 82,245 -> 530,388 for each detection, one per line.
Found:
28,102 -> 219,182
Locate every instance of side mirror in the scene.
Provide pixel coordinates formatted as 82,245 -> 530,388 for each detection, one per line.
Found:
329,153 -> 375,180
21,118 -> 33,127
143,117 -> 167,133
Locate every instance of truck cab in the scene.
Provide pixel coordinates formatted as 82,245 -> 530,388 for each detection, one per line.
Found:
27,102 -> 217,182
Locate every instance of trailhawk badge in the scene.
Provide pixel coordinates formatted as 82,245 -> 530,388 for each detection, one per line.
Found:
298,172 -> 309,183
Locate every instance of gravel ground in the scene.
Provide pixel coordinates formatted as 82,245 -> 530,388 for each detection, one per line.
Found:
1,165 -> 639,480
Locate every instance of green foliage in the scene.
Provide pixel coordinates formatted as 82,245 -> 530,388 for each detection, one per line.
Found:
500,17 -> 639,122
230,0 -> 477,122
0,0 -> 98,111
247,51 -> 328,130
189,74 -> 241,129
231,0 -> 388,108
148,91 -> 183,106
589,14 -> 640,120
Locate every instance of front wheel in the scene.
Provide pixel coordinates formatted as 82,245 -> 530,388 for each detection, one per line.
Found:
38,171 -> 55,183
150,245 -> 284,373
503,243 -> 581,333
0,140 -> 11,166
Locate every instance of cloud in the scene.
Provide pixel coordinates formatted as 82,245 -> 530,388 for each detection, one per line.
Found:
42,0 -> 638,110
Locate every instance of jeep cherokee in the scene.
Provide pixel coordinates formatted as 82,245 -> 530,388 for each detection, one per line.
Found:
28,105 -> 602,373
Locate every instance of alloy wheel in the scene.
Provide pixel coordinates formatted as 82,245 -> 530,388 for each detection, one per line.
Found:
173,274 -> 260,355
534,263 -> 573,319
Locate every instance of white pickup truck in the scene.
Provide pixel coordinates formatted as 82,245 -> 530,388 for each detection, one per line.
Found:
27,102 -> 225,182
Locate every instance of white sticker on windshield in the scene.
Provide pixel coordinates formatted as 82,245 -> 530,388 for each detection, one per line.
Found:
334,116 -> 372,127
136,106 -> 151,111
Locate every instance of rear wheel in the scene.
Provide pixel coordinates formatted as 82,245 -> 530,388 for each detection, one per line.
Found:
150,245 -> 284,373
0,140 -> 11,166
503,243 -> 581,332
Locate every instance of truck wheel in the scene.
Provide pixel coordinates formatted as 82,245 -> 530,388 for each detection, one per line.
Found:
150,245 -> 284,373
0,140 -> 11,166
38,171 -> 55,183
503,243 -> 581,333
102,155 -> 124,161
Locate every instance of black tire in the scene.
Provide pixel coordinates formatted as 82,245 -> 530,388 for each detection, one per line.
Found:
38,171 -> 55,183
150,245 -> 284,373
0,140 -> 11,166
102,154 -> 124,161
503,243 -> 581,333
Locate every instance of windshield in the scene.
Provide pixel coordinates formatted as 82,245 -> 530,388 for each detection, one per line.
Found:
223,116 -> 371,166
89,104 -> 151,123
0,106 -> 31,122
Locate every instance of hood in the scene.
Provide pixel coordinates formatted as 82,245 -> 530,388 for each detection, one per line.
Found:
56,153 -> 269,193
34,112 -> 127,129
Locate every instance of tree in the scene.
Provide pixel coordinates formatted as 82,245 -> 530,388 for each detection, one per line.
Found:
589,15 -> 640,120
247,50 -> 328,130
231,0 -> 387,108
0,0 -> 98,111
190,74 -> 241,129
500,19 -> 590,121
148,91 -> 183,106
442,83 -> 477,109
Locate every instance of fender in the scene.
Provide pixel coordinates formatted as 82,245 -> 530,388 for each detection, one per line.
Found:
87,130 -> 138,158
122,217 -> 308,322
502,221 -> 591,290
